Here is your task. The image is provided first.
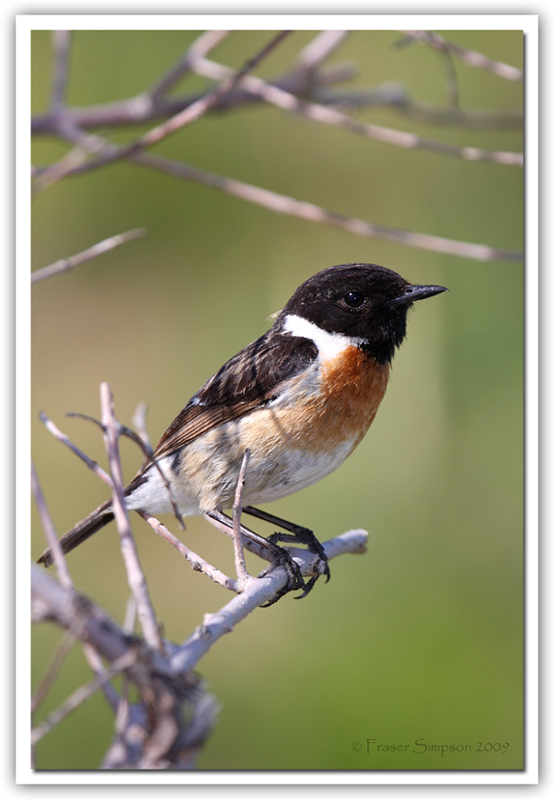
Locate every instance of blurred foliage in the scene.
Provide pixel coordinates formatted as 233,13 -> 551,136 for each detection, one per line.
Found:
30,28 -> 524,771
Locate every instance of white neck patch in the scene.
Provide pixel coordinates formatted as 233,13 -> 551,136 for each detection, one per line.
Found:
282,313 -> 363,358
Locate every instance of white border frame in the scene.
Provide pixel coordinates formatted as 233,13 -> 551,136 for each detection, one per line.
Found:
15,12 -> 538,788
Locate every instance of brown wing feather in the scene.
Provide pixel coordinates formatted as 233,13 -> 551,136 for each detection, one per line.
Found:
152,330 -> 318,461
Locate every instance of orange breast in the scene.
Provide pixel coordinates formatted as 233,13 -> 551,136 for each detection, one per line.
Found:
279,345 -> 390,454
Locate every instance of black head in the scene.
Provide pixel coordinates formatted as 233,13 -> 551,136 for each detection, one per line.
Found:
280,263 -> 447,364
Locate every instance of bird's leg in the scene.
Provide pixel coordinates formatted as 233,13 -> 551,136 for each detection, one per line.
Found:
205,510 -> 305,603
243,506 -> 330,597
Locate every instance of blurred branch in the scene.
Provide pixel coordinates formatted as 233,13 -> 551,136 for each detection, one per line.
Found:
31,30 -> 522,134
190,56 -> 522,166
399,30 -> 523,82
32,649 -> 137,746
320,84 -> 523,130
30,30 -> 523,262
135,152 -> 523,262
294,29 -> 350,72
50,30 -> 72,111
33,31 -> 293,185
148,30 -> 231,100
33,44 -> 523,176
31,461 -> 73,589
30,228 -> 146,284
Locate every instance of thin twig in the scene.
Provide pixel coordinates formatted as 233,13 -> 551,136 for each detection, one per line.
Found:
65,407 -> 185,530
203,511 -> 267,562
32,113 -> 522,262
139,512 -> 240,594
42,31 -> 293,182
232,449 -> 251,588
50,30 -> 72,111
31,229 -> 146,284
100,383 -> 164,653
118,422 -> 185,530
82,644 -> 121,712
123,597 -> 137,634
400,31 -> 523,82
148,30 -> 231,100
39,410 -> 113,488
132,402 -> 152,453
31,651 -> 138,745
31,460 -> 73,589
31,60 -> 356,135
294,30 -> 350,73
31,629 -> 78,714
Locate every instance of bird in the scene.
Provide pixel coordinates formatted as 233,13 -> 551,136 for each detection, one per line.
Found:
37,263 -> 447,601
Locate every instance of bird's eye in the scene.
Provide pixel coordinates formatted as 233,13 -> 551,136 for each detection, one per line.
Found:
343,291 -> 364,308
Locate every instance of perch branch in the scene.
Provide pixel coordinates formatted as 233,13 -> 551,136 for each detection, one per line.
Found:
170,528 -> 369,674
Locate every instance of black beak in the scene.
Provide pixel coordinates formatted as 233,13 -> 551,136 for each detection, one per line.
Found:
388,283 -> 448,308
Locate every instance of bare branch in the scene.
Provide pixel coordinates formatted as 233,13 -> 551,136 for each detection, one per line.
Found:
130,31 -> 292,153
190,56 -> 523,167
32,73 -> 521,135
139,511 -> 241,594
135,152 -> 523,262
99,383 -> 164,653
40,31 -> 293,183
148,30 -> 230,100
31,564 -> 218,768
82,644 -> 121,712
32,651 -> 137,746
400,30 -> 523,82
64,408 -> 184,529
31,228 -> 146,284
170,528 -> 369,675
317,83 -> 523,129
31,629 -> 77,714
39,410 -> 113,488
132,402 -> 152,453
31,460 -> 73,589
31,60 -> 355,135
294,30 -> 350,73
50,30 -> 72,111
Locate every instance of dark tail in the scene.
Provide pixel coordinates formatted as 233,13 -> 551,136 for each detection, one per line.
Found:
37,500 -> 115,567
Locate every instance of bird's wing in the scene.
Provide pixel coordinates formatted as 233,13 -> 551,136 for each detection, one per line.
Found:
151,331 -> 318,460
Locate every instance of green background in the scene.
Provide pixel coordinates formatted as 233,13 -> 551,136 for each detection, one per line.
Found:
30,29 -> 524,771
